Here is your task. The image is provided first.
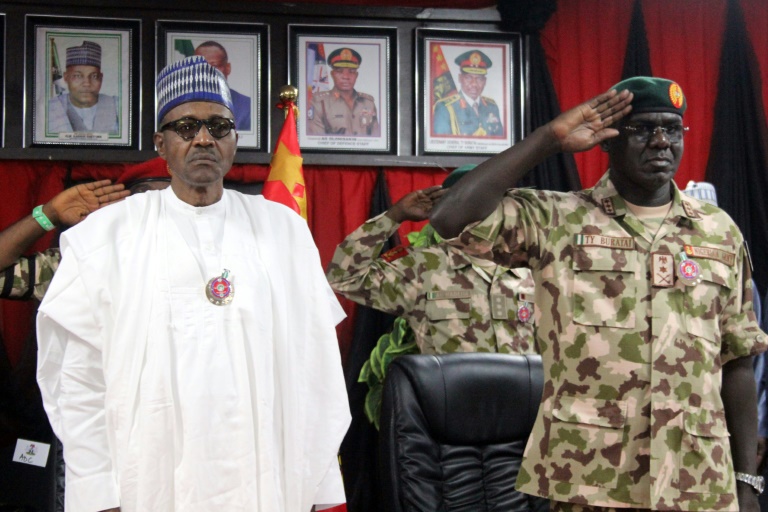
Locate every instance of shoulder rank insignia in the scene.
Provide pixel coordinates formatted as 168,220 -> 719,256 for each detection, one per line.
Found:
381,245 -> 409,263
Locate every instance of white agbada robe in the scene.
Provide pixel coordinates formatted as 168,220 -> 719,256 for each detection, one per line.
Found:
36,188 -> 351,512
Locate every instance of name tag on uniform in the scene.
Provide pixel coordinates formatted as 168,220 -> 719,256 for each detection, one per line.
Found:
427,290 -> 472,300
574,234 -> 635,250
684,245 -> 736,266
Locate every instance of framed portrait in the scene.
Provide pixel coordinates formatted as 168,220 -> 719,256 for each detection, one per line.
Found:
416,29 -> 524,155
289,25 -> 396,153
157,20 -> 268,150
26,15 -> 140,148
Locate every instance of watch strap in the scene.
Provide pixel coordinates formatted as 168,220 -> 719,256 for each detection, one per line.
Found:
735,472 -> 765,495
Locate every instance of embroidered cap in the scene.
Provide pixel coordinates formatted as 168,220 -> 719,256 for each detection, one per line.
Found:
683,181 -> 718,206
455,50 -> 492,75
156,55 -> 234,124
328,47 -> 362,69
611,76 -> 687,116
66,41 -> 102,68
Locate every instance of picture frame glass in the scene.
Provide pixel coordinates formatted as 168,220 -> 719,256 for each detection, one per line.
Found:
32,22 -> 134,146
419,30 -> 523,155
161,25 -> 264,149
292,27 -> 394,153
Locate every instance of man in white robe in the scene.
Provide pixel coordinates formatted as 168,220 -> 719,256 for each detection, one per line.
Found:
36,55 -> 351,512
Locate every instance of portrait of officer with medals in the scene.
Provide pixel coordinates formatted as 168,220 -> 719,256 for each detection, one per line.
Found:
432,49 -> 504,137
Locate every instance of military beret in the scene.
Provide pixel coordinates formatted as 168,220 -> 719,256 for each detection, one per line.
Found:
611,76 -> 687,116
328,47 -> 362,69
455,50 -> 492,75
442,164 -> 477,189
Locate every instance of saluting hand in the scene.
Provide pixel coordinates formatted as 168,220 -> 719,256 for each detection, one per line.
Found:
547,88 -> 634,154
386,186 -> 447,223
46,179 -> 131,227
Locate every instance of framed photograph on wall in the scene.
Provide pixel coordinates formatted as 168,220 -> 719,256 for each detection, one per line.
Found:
416,29 -> 523,155
289,25 -> 396,153
157,20 -> 268,150
26,15 -> 140,148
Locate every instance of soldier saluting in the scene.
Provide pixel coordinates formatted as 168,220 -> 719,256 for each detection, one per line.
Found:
307,47 -> 380,137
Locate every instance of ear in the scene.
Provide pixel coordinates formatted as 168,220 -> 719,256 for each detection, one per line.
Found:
600,139 -> 613,153
154,132 -> 167,158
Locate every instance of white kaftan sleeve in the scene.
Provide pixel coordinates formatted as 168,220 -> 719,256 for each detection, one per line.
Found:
37,248 -> 120,511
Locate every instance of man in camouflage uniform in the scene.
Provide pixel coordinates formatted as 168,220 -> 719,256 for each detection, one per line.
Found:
431,77 -> 768,512
307,47 -> 381,137
0,161 -> 169,300
433,49 -> 503,137
326,167 -> 536,355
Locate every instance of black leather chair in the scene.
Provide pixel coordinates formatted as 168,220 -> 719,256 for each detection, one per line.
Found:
380,353 -> 547,512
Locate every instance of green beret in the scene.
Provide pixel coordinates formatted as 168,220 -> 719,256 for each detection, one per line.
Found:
443,164 -> 477,188
611,76 -> 687,116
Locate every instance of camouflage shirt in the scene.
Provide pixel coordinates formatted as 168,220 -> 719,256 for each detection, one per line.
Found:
0,248 -> 61,301
326,212 -> 536,354
448,171 -> 768,510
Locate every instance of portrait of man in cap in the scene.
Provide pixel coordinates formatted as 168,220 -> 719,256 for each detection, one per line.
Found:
307,46 -> 381,137
47,40 -> 119,135
433,49 -> 503,137
194,40 -> 252,131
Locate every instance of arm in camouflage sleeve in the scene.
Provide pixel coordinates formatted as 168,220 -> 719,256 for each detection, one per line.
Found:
0,180 -> 129,271
0,249 -> 61,301
431,88 -> 633,238
325,186 -> 445,315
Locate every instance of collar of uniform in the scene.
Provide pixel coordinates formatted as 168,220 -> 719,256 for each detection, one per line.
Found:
593,171 -> 700,223
444,244 -> 515,274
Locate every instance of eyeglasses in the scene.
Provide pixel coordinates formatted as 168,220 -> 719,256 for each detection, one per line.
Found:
622,123 -> 689,143
160,117 -> 235,141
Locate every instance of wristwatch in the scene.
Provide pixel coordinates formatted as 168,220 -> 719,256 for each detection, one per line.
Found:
735,472 -> 765,495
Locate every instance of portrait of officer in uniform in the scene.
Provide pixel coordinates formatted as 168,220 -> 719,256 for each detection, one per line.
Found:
432,49 -> 503,137
47,41 -> 119,135
307,47 -> 381,137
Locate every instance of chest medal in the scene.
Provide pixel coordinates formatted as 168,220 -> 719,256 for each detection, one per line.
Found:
677,253 -> 703,287
206,269 -> 234,306
517,302 -> 532,323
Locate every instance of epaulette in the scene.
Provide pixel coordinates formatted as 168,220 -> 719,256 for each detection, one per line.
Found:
435,94 -> 461,107
482,96 -> 497,106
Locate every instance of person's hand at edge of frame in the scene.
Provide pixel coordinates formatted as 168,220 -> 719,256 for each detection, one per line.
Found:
45,179 -> 130,227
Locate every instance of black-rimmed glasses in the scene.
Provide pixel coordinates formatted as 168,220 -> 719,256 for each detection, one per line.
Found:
622,123 -> 689,144
160,117 -> 236,141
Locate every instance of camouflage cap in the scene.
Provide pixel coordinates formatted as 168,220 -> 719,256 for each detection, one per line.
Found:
328,47 -> 362,69
455,50 -> 492,75
611,76 -> 687,116
442,164 -> 477,188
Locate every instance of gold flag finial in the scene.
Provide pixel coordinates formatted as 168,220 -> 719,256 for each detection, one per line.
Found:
277,85 -> 299,119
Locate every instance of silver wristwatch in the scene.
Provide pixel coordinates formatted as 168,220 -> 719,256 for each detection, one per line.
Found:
735,472 -> 765,495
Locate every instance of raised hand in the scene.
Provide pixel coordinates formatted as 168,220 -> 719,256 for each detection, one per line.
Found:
47,179 -> 131,227
387,186 -> 447,223
548,89 -> 634,154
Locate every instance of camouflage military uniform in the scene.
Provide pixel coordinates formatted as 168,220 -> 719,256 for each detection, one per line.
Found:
447,171 -> 768,510
307,88 -> 381,136
326,212 -> 536,354
0,248 -> 61,301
